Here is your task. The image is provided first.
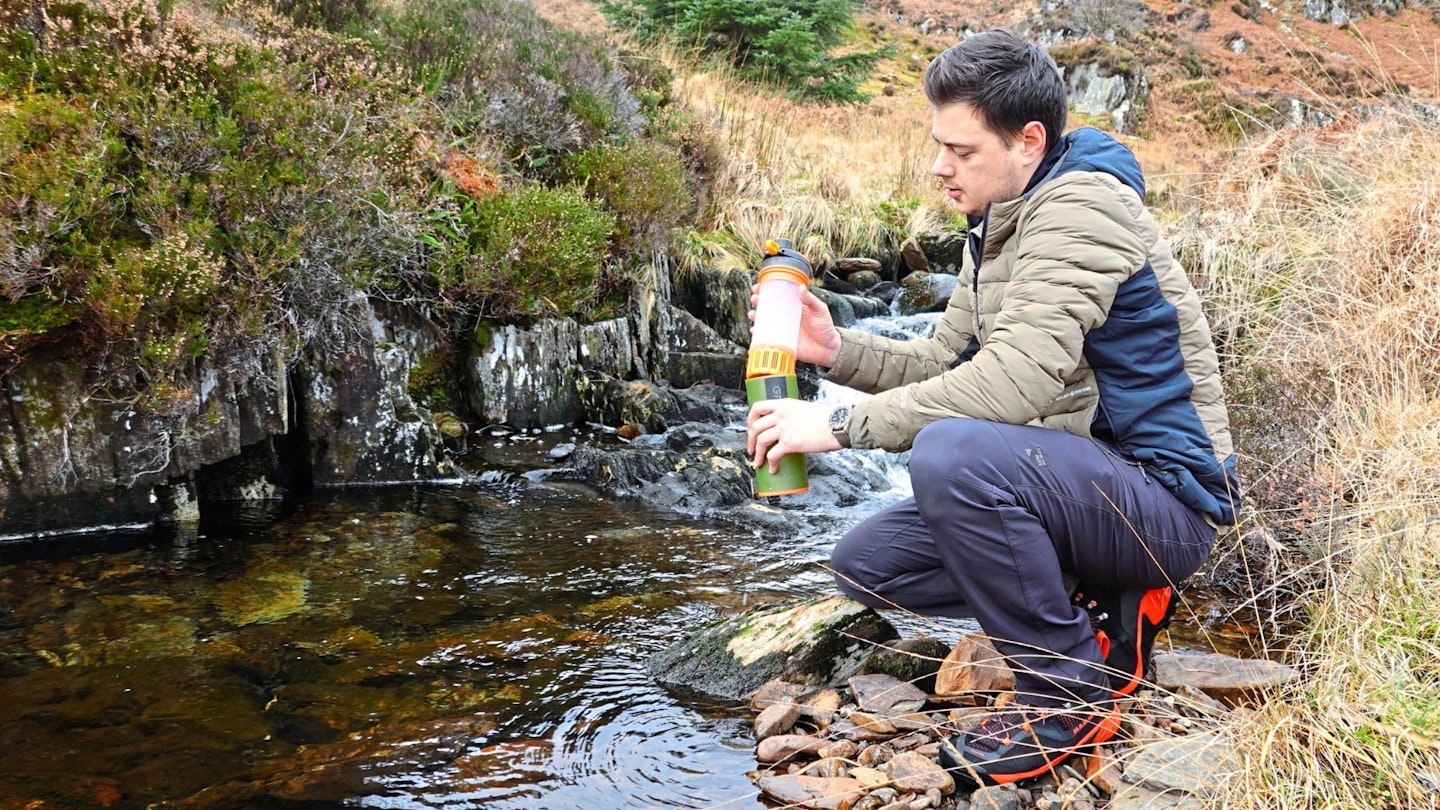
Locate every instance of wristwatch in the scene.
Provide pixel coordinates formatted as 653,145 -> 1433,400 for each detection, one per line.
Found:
828,404 -> 853,448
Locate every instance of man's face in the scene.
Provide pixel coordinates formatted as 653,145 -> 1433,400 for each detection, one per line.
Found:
929,103 -> 1042,218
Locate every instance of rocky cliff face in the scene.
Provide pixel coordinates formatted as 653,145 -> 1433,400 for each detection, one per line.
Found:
0,296 -> 453,539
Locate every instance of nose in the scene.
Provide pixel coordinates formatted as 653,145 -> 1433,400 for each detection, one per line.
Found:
930,148 -> 954,178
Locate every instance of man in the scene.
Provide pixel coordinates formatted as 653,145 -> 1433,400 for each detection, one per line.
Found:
745,29 -> 1238,786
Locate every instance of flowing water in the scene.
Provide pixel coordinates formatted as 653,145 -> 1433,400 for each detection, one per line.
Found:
0,314 -> 1256,809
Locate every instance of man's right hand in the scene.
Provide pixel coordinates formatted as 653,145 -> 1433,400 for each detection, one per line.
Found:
749,284 -> 843,368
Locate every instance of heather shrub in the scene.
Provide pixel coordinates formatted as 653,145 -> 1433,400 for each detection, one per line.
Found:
556,140 -> 693,252
429,185 -> 618,320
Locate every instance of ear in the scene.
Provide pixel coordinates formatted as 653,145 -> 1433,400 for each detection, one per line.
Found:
1019,121 -> 1048,164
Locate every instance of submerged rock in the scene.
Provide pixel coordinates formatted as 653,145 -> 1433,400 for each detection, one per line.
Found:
649,596 -> 898,701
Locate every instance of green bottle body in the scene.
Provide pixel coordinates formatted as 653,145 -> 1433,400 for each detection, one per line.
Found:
745,373 -> 809,497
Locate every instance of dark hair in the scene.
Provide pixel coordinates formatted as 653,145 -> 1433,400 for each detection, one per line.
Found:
923,29 -> 1067,151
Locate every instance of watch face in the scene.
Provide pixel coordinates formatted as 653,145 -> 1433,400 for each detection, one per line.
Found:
829,406 -> 851,430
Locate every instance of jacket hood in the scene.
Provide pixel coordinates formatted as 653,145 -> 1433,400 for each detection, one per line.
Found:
1030,126 -> 1145,200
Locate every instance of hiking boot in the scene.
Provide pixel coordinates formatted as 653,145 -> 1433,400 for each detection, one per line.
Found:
938,700 -> 1121,787
1072,583 -> 1181,697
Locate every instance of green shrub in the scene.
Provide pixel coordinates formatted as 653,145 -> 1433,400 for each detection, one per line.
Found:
556,140 -> 693,251
432,185 -> 618,320
601,0 -> 888,103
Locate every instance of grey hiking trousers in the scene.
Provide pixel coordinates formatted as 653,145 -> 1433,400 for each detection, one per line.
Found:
831,419 -> 1217,706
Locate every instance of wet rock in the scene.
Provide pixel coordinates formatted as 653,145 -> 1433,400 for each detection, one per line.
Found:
813,287 -> 858,328
757,775 -> 866,810
649,596 -> 898,701
886,751 -> 954,794
848,269 -> 883,290
299,298 -> 453,485
934,633 -> 1015,695
758,734 -> 829,763
913,231 -> 967,274
900,238 -> 930,274
862,636 -> 950,694
755,701 -> 802,739
849,673 -> 927,715
1120,731 -> 1238,797
1153,652 -> 1298,703
894,273 -> 957,316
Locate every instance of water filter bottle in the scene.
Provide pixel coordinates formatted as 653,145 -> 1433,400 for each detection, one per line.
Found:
745,238 -> 812,498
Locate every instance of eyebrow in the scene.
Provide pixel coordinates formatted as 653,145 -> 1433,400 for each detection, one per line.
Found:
931,132 -> 973,149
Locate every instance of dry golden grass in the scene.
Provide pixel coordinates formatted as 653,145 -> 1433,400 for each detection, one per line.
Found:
1166,108 -> 1440,809
669,60 -> 958,274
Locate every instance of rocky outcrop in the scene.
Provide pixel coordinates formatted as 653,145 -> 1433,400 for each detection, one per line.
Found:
0,296 -> 452,538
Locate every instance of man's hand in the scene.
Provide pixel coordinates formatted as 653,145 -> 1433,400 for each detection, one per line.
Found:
749,285 -> 843,368
747,398 -> 843,473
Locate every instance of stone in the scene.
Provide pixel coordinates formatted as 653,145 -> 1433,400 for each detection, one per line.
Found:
935,633 -> 1015,695
970,783 -> 1024,810
649,596 -> 898,701
669,265 -> 753,347
578,316 -> 635,378
848,270 -> 882,290
755,701 -> 802,739
862,636 -> 951,694
857,743 -> 894,767
836,257 -> 882,274
900,238 -> 930,274
849,673 -> 928,715
752,679 -> 807,710
886,751 -> 955,794
851,766 -> 888,787
1086,746 -> 1126,795
757,734 -> 828,763
1120,731 -> 1239,797
1153,652 -> 1298,703
894,273 -> 957,316
757,775 -> 866,810
913,231 -> 967,274
819,740 -> 860,761
850,711 -> 898,734
812,286 -> 858,328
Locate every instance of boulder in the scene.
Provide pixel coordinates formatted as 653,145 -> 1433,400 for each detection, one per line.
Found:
913,231 -> 967,275
895,273 -> 957,316
648,596 -> 898,701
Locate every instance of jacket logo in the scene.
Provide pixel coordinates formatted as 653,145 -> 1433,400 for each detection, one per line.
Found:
1027,448 -> 1047,467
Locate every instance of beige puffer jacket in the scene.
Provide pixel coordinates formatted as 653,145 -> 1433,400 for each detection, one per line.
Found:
824,128 -> 1238,524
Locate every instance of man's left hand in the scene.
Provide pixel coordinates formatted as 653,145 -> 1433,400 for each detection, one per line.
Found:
746,399 -> 843,473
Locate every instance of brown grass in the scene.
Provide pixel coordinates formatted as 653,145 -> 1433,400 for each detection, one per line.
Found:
1167,107 -> 1440,809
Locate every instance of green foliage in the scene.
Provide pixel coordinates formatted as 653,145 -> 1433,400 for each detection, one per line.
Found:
556,140 -> 693,252
429,185 -> 618,320
601,0 -> 887,104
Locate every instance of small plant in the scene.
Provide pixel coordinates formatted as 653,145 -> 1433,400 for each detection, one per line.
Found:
434,185 -> 618,320
556,140 -> 693,252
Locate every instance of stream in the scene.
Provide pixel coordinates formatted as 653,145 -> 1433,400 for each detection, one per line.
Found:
0,314 -> 1251,809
